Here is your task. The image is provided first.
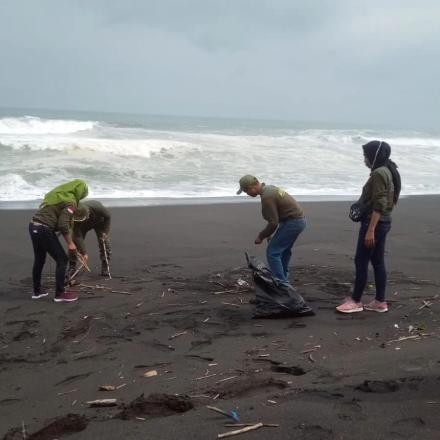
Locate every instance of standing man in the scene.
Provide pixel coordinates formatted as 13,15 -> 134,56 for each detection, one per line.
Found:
69,200 -> 112,278
237,175 -> 306,285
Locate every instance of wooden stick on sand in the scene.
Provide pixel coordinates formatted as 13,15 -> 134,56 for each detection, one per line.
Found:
218,422 -> 264,438
76,252 -> 91,272
101,239 -> 112,279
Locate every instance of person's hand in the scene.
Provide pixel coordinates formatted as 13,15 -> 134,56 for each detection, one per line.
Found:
364,230 -> 375,248
101,232 -> 108,240
82,253 -> 89,263
254,236 -> 263,245
68,242 -> 77,252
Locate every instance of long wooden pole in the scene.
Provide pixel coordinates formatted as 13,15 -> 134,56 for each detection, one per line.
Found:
101,239 -> 112,279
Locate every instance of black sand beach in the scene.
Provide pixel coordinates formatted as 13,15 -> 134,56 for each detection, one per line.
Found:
1,196 -> 439,439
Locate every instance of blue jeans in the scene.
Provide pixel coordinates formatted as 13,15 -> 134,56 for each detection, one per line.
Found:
266,218 -> 306,283
351,220 -> 391,302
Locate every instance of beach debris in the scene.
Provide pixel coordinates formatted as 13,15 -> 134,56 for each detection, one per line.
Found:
68,263 -> 85,283
143,370 -> 158,378
221,302 -> 241,307
218,422 -> 264,438
99,385 -> 116,391
57,389 -> 78,396
224,423 -> 279,428
215,376 -> 238,384
111,290 -> 132,295
169,331 -> 187,340
76,252 -> 91,272
236,279 -> 250,288
86,398 -> 117,407
101,238 -> 112,279
308,354 -> 316,363
418,300 -> 433,310
207,406 -> 240,421
386,333 -> 434,345
195,373 -> 217,380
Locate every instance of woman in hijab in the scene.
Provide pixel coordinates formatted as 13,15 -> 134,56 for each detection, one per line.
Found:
337,141 -> 401,313
29,179 -> 88,303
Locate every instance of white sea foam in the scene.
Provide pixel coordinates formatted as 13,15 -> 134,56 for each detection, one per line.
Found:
0,116 -> 95,135
1,115 -> 439,202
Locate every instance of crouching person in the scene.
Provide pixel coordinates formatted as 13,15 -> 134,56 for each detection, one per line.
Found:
69,200 -> 112,279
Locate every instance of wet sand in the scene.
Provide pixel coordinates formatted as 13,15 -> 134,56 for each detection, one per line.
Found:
1,196 -> 439,439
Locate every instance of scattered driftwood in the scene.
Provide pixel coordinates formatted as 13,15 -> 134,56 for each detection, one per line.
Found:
86,398 -> 117,407
215,376 -> 237,384
99,385 -> 116,391
143,370 -> 158,378
195,373 -> 217,380
418,300 -> 433,310
207,405 -> 238,421
169,331 -> 187,340
101,239 -> 112,279
69,263 -> 84,282
224,423 -> 279,428
386,333 -> 434,345
218,422 -> 264,438
76,253 -> 91,272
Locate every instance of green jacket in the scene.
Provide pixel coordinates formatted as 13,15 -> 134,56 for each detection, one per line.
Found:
32,202 -> 76,235
73,200 -> 111,254
359,166 -> 394,219
259,184 -> 304,239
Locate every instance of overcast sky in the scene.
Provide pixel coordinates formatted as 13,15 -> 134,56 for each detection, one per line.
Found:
1,0 -> 439,127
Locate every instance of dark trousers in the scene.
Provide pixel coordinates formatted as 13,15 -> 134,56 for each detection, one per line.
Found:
29,223 -> 68,295
351,220 -> 391,302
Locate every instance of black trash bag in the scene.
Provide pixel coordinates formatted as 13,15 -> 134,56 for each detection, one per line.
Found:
246,253 -> 315,319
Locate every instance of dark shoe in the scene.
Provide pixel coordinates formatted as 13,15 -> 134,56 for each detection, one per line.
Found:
54,291 -> 78,303
32,291 -> 49,300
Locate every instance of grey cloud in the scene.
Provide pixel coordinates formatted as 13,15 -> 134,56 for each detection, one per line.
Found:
0,0 -> 439,127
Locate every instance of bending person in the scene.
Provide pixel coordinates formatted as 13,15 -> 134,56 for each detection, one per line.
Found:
237,175 -> 306,285
69,200 -> 112,278
29,179 -> 88,302
337,140 -> 401,313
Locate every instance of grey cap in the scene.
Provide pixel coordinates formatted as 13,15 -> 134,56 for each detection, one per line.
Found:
236,175 -> 259,194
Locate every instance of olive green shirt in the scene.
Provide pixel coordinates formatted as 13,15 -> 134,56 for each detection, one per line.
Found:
259,184 -> 304,239
73,200 -> 111,255
359,166 -> 394,220
32,202 -> 76,235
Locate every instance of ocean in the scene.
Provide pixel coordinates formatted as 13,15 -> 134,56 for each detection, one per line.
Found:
1,108 -> 439,207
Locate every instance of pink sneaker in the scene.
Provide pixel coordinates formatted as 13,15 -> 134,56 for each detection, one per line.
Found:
54,291 -> 78,303
336,299 -> 363,313
364,300 -> 388,313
